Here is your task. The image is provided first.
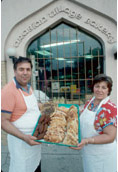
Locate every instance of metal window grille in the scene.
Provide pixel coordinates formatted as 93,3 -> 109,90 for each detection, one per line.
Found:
27,22 -> 104,105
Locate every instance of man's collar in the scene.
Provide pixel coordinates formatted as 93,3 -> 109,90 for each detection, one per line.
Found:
14,77 -> 31,93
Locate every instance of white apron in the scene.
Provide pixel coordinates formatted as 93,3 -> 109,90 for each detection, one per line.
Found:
80,96 -> 117,172
8,89 -> 41,172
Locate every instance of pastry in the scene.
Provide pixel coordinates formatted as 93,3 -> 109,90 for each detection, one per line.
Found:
34,104 -> 79,146
62,106 -> 78,146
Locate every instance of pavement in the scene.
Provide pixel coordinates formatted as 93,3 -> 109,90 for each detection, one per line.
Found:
1,142 -> 84,172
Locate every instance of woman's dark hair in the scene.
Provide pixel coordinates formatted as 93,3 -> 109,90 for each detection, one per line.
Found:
92,74 -> 113,95
13,56 -> 33,70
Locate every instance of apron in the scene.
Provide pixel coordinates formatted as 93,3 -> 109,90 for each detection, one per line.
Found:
80,96 -> 117,172
8,89 -> 41,172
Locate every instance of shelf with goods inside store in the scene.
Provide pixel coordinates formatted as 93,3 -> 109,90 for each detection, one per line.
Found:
51,82 -> 84,105
69,84 -> 84,105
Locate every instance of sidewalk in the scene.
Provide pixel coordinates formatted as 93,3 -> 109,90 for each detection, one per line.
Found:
1,143 -> 84,172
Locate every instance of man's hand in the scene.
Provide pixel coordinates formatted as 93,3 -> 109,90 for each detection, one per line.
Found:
23,135 -> 42,146
1,113 -> 41,146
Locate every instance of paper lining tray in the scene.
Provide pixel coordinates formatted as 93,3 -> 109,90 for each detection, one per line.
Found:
32,104 -> 81,147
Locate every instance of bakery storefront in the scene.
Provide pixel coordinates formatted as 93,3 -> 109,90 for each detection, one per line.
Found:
2,0 -> 117,105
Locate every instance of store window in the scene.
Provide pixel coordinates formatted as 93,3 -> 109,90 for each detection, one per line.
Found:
27,22 -> 104,105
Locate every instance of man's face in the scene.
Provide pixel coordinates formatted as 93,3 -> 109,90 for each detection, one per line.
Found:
14,62 -> 32,87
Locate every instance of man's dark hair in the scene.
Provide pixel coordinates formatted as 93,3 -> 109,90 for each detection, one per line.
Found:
92,74 -> 113,95
13,56 -> 33,70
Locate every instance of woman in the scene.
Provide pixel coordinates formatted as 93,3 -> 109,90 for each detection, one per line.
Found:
72,74 -> 117,172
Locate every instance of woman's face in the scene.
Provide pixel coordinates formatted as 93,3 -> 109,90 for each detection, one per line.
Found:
93,81 -> 109,101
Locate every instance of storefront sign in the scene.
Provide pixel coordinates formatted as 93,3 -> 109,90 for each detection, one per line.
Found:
48,6 -> 82,20
14,17 -> 47,48
14,5 -> 116,48
84,18 -> 115,44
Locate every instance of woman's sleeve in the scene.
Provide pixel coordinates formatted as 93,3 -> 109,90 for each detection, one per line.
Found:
98,103 -> 117,129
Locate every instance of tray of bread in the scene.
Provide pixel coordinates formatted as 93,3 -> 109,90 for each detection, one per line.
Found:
32,102 -> 81,147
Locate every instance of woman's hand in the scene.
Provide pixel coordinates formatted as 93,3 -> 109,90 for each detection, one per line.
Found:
70,139 -> 88,150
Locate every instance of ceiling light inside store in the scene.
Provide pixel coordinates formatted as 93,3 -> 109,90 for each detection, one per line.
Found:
56,57 -> 65,61
40,40 -> 80,48
66,61 -> 74,63
85,55 -> 93,59
35,50 -> 53,56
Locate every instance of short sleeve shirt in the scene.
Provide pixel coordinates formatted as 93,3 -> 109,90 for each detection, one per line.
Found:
1,79 -> 32,122
81,99 -> 117,134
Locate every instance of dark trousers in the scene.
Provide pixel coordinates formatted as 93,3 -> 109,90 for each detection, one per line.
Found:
34,161 -> 41,172
1,163 -> 41,172
1,162 -> 41,172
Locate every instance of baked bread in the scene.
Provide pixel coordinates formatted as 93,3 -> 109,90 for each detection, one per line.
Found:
62,106 -> 78,146
56,106 -> 69,114
40,102 -> 57,115
44,126 -> 65,143
42,105 -> 79,146
44,108 -> 67,143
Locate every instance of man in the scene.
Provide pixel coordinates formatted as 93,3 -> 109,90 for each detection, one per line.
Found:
1,57 -> 41,172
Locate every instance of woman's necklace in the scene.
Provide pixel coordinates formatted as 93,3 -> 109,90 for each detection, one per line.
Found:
88,99 -> 100,111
